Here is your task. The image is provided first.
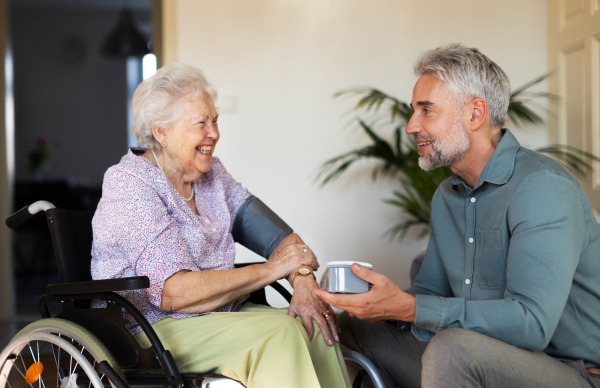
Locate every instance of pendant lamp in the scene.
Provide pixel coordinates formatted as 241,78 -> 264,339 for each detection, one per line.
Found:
101,9 -> 150,58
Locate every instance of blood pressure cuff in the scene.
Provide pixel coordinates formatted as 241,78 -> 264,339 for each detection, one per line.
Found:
232,196 -> 293,258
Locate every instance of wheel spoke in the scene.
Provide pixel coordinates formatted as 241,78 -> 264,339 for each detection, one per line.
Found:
71,362 -> 79,379
17,349 -> 36,388
50,342 -> 59,388
38,341 -> 41,388
67,349 -> 73,388
65,360 -> 79,388
28,342 -> 37,363
11,361 -> 27,380
19,349 -> 27,371
57,334 -> 63,384
8,329 -> 109,388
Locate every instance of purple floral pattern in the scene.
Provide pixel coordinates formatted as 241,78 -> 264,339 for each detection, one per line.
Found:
91,148 -> 251,335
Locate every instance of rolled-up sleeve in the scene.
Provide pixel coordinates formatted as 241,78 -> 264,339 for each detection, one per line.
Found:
413,173 -> 585,350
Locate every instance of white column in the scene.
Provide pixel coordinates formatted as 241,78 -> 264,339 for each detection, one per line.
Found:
0,0 -> 14,322
161,0 -> 178,64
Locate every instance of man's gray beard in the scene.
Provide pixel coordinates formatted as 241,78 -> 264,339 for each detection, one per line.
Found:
418,120 -> 471,171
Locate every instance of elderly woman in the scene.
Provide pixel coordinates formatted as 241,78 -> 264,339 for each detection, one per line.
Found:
90,62 -> 351,388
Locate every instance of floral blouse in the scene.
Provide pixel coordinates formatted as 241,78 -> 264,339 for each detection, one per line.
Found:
91,148 -> 251,335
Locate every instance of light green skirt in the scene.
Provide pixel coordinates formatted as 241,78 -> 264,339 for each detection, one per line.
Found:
135,303 -> 351,388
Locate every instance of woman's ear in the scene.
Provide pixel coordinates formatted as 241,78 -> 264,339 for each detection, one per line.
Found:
151,121 -> 167,144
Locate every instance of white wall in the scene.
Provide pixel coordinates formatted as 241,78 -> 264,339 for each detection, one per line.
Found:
169,0 -> 548,290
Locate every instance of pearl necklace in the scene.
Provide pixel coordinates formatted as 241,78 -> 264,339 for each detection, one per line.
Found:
151,150 -> 194,202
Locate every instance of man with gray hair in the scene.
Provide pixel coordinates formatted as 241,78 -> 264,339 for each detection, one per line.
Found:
315,43 -> 600,388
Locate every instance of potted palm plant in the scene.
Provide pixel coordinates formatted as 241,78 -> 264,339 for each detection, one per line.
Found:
317,74 -> 599,239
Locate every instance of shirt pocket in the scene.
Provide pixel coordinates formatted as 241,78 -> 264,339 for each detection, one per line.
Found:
474,230 -> 506,290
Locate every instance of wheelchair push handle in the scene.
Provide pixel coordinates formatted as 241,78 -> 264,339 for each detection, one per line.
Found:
5,200 -> 55,229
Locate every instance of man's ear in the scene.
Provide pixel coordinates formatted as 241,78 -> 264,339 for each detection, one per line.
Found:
466,98 -> 487,130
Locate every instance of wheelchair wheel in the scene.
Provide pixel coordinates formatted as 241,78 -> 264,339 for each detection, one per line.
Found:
0,318 -> 123,388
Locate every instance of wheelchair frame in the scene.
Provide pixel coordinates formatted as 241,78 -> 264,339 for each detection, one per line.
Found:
2,201 -> 387,388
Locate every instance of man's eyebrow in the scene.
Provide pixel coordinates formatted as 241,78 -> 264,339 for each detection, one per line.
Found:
214,114 -> 219,120
415,100 -> 435,107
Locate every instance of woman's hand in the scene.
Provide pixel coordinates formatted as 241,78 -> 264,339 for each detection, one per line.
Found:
265,235 -> 319,280
267,233 -> 338,345
288,275 -> 340,346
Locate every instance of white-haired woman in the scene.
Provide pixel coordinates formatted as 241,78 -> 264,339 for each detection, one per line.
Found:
91,62 -> 351,388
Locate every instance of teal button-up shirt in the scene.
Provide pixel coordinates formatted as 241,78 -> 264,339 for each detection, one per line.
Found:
406,129 -> 600,367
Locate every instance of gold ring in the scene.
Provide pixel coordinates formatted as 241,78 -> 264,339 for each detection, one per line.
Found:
322,310 -> 332,319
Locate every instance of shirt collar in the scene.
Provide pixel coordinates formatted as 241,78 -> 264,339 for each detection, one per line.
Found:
450,128 -> 520,191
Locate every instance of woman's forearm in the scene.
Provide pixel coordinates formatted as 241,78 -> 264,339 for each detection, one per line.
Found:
161,232 -> 318,314
160,263 -> 278,314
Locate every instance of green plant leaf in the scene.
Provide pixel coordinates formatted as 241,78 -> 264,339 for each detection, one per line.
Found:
535,144 -> 600,175
320,72 -> 597,239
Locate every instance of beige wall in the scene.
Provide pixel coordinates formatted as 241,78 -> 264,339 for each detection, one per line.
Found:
164,0 -> 548,291
1,0 -> 14,321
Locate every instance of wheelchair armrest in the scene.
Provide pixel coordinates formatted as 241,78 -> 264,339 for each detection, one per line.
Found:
235,262 -> 293,303
47,276 -> 150,295
234,261 -> 264,267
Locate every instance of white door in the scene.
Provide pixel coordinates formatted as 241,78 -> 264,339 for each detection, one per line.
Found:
548,0 -> 600,218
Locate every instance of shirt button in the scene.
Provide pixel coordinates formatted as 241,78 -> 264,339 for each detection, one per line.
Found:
469,238 -> 474,243
471,197 -> 476,203
465,279 -> 471,285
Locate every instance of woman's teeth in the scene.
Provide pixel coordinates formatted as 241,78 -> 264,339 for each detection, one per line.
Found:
196,146 -> 212,154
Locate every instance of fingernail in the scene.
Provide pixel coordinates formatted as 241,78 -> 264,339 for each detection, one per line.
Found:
328,339 -> 333,345
334,335 -> 339,342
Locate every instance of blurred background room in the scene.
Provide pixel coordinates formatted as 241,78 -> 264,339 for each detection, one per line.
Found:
1,0 -> 598,345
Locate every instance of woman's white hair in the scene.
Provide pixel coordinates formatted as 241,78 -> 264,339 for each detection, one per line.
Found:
413,43 -> 511,129
130,61 -> 218,150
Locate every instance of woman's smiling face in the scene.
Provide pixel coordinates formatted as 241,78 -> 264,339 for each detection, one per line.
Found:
162,93 -> 219,181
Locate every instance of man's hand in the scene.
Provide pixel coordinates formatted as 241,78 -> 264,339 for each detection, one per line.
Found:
314,263 -> 417,324
288,275 -> 340,346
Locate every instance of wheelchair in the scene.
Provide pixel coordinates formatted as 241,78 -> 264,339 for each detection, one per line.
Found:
1,201 -> 387,388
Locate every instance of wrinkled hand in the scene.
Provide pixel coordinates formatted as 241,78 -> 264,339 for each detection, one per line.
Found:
265,237 -> 319,280
314,263 -> 416,324
288,276 -> 339,346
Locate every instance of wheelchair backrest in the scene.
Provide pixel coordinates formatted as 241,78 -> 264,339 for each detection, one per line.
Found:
45,208 -> 95,283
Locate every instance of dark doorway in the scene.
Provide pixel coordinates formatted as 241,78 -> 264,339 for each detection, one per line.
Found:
8,0 -> 152,322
